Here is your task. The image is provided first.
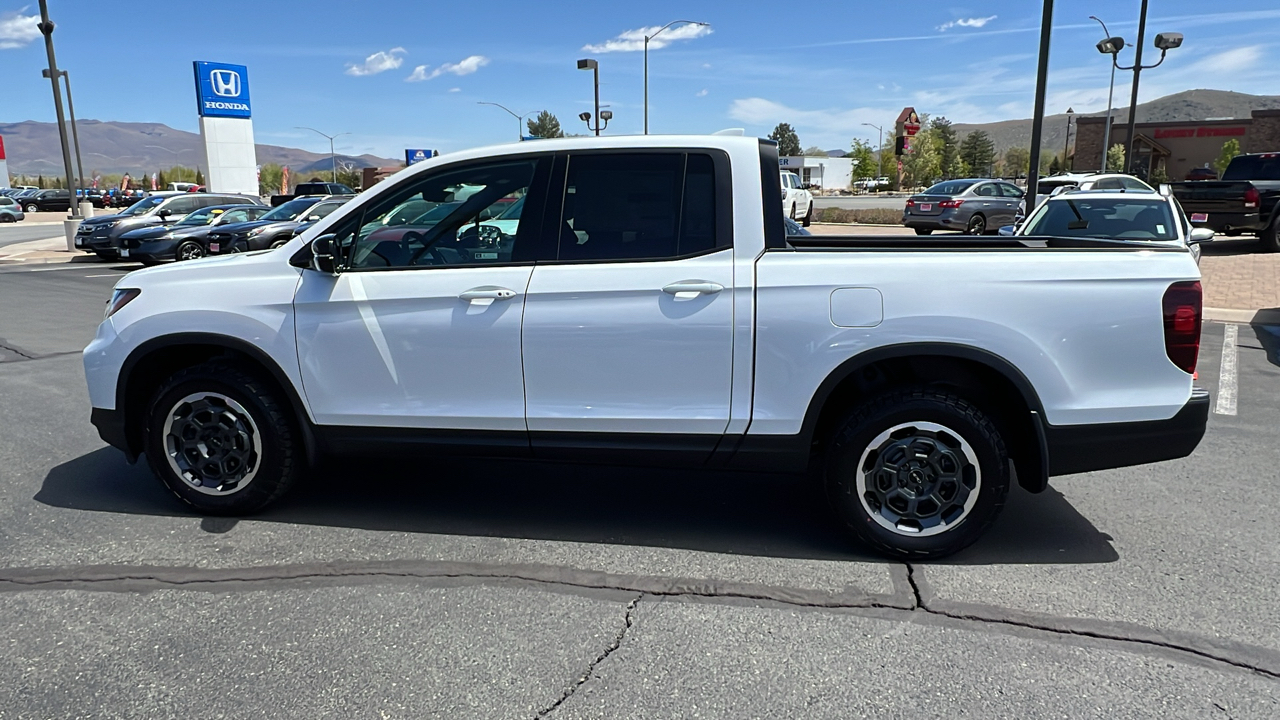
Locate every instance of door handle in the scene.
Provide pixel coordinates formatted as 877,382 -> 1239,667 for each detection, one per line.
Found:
460,286 -> 517,305
662,280 -> 724,298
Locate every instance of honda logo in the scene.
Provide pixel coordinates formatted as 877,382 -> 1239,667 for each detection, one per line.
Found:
210,69 -> 241,98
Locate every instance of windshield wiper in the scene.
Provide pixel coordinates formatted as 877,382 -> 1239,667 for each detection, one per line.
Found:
1065,200 -> 1089,230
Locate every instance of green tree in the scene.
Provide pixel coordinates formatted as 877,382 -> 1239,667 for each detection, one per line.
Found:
959,131 -> 997,177
902,128 -> 942,189
1003,147 -> 1031,178
848,139 -> 877,183
1214,139 -> 1241,176
1048,155 -> 1062,174
931,117 -> 963,179
195,168 -> 205,185
770,123 -> 802,157
156,169 -> 168,190
526,110 -> 564,139
1105,144 -> 1125,173
258,164 -> 284,197
802,145 -> 827,157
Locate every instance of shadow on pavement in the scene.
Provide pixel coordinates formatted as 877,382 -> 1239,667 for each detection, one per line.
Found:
1200,238 -> 1263,256
37,448 -> 1117,565
1250,321 -> 1280,367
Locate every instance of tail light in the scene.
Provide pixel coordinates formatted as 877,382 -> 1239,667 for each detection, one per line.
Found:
938,199 -> 964,209
1244,186 -> 1259,208
1162,281 -> 1202,374
905,199 -> 916,208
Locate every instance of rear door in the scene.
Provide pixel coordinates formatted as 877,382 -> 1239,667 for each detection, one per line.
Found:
521,151 -> 735,458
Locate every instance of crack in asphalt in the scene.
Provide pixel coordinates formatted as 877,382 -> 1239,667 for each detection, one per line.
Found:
536,594 -> 640,718
2,560 -> 1278,681
0,340 -> 38,360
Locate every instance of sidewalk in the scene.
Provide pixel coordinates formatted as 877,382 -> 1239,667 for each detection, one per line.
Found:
0,235 -> 98,265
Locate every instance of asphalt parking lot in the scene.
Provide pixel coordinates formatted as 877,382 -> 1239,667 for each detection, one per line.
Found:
0,261 -> 1278,717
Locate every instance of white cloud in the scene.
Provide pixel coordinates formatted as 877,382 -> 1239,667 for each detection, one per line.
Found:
406,55 -> 490,82
729,97 -> 895,137
583,23 -> 711,53
1195,45 -> 1262,74
696,88 -> 708,97
448,87 -> 461,93
938,15 -> 997,32
345,47 -> 406,76
0,9 -> 40,50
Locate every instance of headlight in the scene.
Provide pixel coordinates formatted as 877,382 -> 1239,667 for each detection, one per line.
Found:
105,288 -> 140,318
248,227 -> 267,237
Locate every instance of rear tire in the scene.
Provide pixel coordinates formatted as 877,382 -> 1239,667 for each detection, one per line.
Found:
802,202 -> 813,227
0,214 -> 14,223
789,203 -> 797,220
966,213 -> 987,235
144,361 -> 300,515
914,228 -> 933,236
824,388 -> 1010,559
1260,218 -> 1280,253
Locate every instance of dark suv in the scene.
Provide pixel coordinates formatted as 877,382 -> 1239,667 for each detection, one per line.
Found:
21,189 -> 72,213
76,192 -> 262,260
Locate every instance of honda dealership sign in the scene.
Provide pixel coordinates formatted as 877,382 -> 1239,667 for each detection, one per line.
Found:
193,60 -> 257,194
194,62 -> 252,119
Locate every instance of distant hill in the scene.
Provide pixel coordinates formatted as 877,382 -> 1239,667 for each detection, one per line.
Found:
0,119 -> 400,177
952,89 -> 1280,154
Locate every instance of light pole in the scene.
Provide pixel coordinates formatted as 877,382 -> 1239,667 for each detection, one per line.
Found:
577,58 -> 601,136
1090,15 -> 1121,171
1103,0 -> 1182,175
477,102 -> 533,141
296,126 -> 350,183
579,109 -> 613,135
861,122 -> 883,184
643,20 -> 708,134
1063,108 -> 1074,170
1026,0 -> 1055,208
34,0 -> 79,221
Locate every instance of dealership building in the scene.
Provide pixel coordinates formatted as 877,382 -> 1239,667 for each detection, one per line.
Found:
778,155 -> 855,191
1072,108 -> 1280,179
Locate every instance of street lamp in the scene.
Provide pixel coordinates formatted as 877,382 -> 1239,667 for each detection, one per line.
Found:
578,108 -> 612,134
1090,15 -> 1124,172
643,20 -> 709,134
860,122 -> 883,183
34,0 -> 80,224
577,58 -> 601,136
1101,0 -> 1182,175
295,126 -> 351,183
477,101 -> 534,141
1063,108 -> 1074,171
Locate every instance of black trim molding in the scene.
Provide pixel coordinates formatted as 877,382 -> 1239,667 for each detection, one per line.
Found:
1044,388 -> 1209,476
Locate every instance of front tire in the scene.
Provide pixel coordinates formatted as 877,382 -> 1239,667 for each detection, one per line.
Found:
175,240 -> 205,261
144,361 -> 300,515
25,204 -> 38,213
824,388 -> 1010,559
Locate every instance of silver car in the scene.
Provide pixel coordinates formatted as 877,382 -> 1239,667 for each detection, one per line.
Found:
0,196 -> 25,223
902,179 -> 1024,235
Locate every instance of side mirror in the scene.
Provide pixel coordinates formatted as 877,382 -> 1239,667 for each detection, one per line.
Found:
157,208 -> 171,219
310,233 -> 338,274
1188,227 -> 1214,244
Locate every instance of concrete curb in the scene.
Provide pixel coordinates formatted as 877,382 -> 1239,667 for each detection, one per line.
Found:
1204,307 -> 1280,325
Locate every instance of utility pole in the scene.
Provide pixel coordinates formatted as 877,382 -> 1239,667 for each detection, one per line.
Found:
1123,0 -> 1149,174
1026,0 -> 1055,207
35,0 -> 80,221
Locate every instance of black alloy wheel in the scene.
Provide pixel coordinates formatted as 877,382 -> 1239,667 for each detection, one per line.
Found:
825,388 -> 1010,559
966,213 -> 987,235
175,240 -> 205,261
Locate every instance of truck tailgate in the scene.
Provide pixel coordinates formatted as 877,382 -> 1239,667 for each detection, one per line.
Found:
1169,181 -> 1252,213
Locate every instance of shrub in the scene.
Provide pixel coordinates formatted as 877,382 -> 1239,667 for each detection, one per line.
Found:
813,207 -> 903,225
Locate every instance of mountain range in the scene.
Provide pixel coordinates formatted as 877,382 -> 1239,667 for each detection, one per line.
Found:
952,89 -> 1280,155
0,119 -> 400,177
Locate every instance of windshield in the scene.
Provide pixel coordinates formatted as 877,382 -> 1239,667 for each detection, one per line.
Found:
121,196 -> 165,216
260,197 -> 321,222
495,195 -> 525,220
923,181 -> 975,196
176,208 -> 220,226
1022,198 -> 1177,240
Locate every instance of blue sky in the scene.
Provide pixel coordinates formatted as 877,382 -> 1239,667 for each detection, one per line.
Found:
3,1 -> 1279,158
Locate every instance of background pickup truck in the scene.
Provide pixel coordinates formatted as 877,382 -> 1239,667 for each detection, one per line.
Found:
84,135 -> 1208,559
270,181 -> 356,207
1169,152 -> 1280,251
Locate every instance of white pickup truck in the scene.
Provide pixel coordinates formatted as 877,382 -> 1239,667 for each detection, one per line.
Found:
84,135 -> 1209,558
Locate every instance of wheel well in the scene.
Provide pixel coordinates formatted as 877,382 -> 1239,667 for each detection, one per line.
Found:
808,354 -> 1046,492
119,341 -> 313,463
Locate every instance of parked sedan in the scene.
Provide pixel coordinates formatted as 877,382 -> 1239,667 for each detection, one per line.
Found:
0,196 -> 25,222
902,179 -> 1023,235
118,204 -> 272,264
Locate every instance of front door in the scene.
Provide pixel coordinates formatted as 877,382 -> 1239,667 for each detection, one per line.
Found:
294,156 -> 550,433
521,151 -> 736,456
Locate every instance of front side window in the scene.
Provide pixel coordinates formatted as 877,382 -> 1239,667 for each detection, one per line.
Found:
556,152 -> 720,262
999,183 -> 1023,198
346,159 -> 540,269
976,183 -> 998,197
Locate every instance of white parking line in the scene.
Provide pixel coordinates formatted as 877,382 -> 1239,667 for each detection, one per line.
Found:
1214,324 -> 1238,416
82,273 -> 124,278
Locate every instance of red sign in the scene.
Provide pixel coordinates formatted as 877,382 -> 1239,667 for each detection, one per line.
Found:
1153,126 -> 1247,139
0,135 -> 6,160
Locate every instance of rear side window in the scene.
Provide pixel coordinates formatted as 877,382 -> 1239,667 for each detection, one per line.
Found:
556,152 -> 723,262
1223,155 -> 1280,181
0,197 -> 12,206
